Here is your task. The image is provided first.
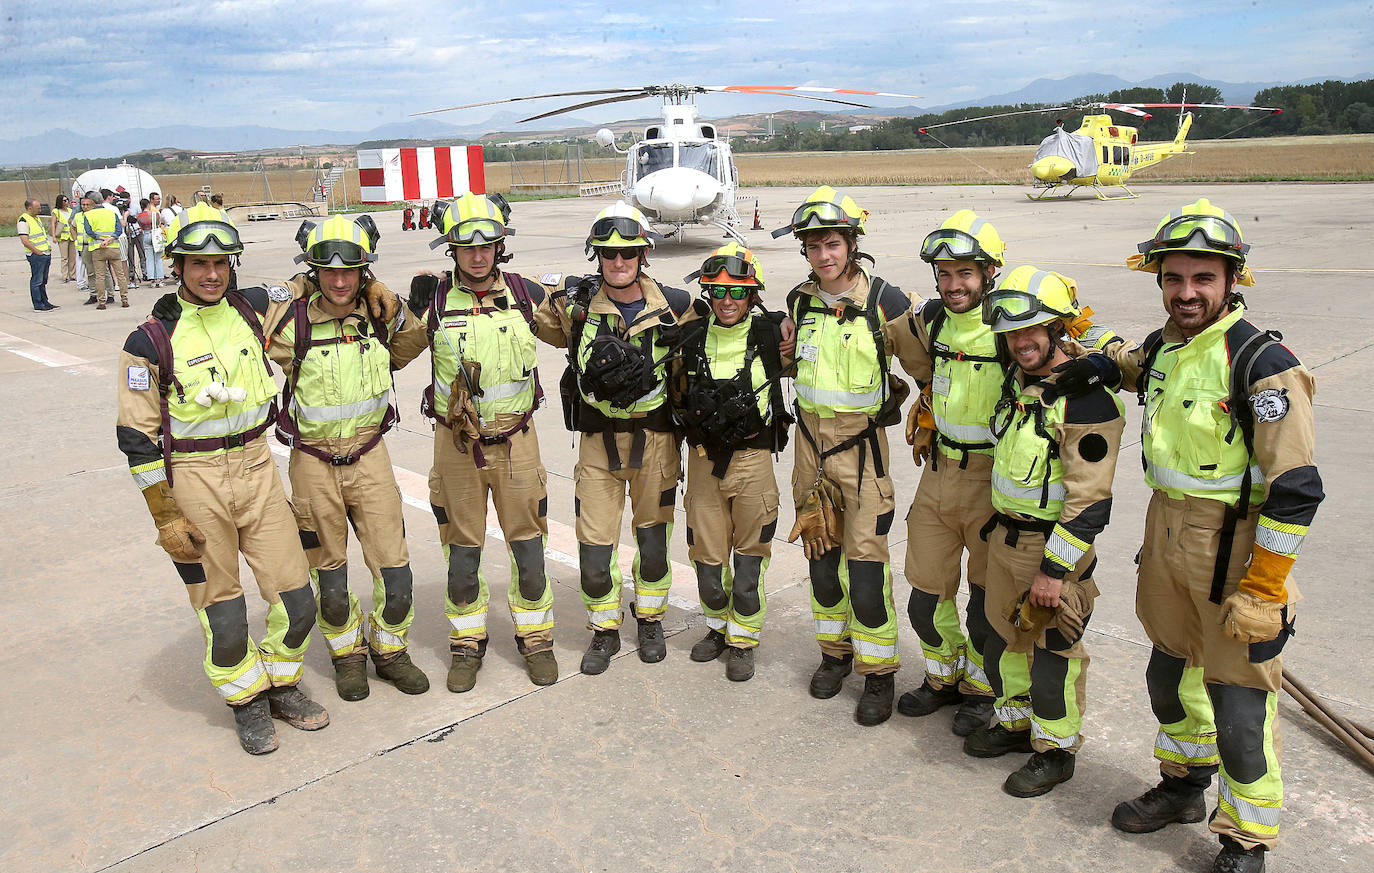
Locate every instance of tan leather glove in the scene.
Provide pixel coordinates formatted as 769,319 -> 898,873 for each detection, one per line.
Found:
1054,580 -> 1093,645
815,473 -> 846,548
1005,590 -> 1056,638
1219,591 -> 1284,643
905,385 -> 936,466
141,481 -> 206,562
788,486 -> 836,561
363,282 -> 401,324
447,368 -> 482,453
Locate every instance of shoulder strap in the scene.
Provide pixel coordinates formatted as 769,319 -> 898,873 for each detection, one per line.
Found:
1135,328 -> 1167,407
501,271 -> 540,333
136,318 -> 179,486
865,277 -> 892,390
1226,321 -> 1284,453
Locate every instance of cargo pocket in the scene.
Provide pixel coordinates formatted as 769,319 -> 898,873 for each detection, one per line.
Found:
1248,606 -> 1294,663
290,497 -> 321,552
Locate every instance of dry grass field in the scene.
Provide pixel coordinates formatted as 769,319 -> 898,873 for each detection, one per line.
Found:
5,135 -> 1371,225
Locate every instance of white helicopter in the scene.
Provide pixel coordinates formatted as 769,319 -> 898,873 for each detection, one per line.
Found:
415,84 -> 920,242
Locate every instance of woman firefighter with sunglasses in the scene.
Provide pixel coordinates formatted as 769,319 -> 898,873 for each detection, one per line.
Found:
673,244 -> 793,682
967,267 -> 1124,798
115,203 -> 400,755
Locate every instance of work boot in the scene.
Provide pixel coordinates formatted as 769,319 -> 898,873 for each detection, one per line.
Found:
725,647 -> 756,682
580,630 -> 621,675
1003,749 -> 1077,797
1111,775 -> 1209,833
952,695 -> 995,737
635,614 -> 667,663
96,302 -> 106,310
446,650 -> 483,693
84,295 -> 97,305
333,653 -> 370,701
264,686 -> 330,731
690,629 -> 729,662
809,653 -> 853,699
897,679 -> 962,717
855,673 -> 896,726
373,651 -> 430,695
524,650 -> 559,686
963,723 -> 1033,758
1212,837 -> 1266,873
232,697 -> 278,755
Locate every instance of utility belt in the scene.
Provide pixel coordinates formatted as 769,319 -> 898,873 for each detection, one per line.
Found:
794,402 -> 887,491
979,511 -> 1054,547
438,405 -> 536,469
277,407 -> 397,467
167,417 -> 274,456
578,406 -> 675,473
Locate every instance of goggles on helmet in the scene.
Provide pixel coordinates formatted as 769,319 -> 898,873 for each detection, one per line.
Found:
772,200 -> 862,239
685,254 -> 758,285
589,215 -> 649,246
300,239 -> 371,268
431,217 -> 511,250
1138,215 -> 1249,260
921,229 -> 993,263
705,285 -> 752,301
981,290 -> 1074,328
171,220 -> 242,254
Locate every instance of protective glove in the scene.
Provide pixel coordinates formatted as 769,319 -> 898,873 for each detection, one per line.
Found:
816,473 -> 846,548
408,272 -> 439,317
789,485 -> 837,560
904,385 -> 936,466
1005,590 -> 1056,638
364,281 -> 401,324
141,480 -> 206,562
1041,354 -> 1121,404
1219,591 -> 1284,643
447,361 -> 483,453
1054,579 -> 1094,645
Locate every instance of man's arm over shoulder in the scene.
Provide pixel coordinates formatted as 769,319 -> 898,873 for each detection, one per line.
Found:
532,272 -> 576,348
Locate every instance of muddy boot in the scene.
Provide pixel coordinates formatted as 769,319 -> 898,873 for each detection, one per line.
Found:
725,647 -> 756,682
1003,749 -> 1077,797
333,653 -> 370,701
580,630 -> 621,675
374,651 -> 430,695
855,673 -> 895,726
1111,773 -> 1210,833
446,649 -> 483,693
523,650 -> 559,686
1212,837 -> 1266,873
951,695 -> 995,737
264,686 -> 330,731
690,629 -> 729,662
963,723 -> 1033,758
809,653 -> 853,699
635,613 -> 667,663
232,697 -> 278,755
897,679 -> 962,717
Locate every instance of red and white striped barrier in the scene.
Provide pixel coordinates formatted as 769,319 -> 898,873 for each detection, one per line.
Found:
357,145 -> 486,204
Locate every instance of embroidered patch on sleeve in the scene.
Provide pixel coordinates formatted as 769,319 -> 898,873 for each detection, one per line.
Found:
541,272 -> 563,286
1250,388 -> 1289,422
127,365 -> 151,390
267,284 -> 291,302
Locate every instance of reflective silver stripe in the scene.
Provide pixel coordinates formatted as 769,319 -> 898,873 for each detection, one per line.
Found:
325,625 -> 361,654
634,591 -> 668,610
261,659 -> 302,681
924,655 -> 960,681
1154,731 -> 1218,763
726,621 -> 761,642
813,618 -> 848,636
588,608 -> 621,625
1218,780 -> 1282,828
997,702 -> 1032,725
933,412 -> 995,444
481,377 -> 532,401
1255,523 -> 1304,558
705,615 -> 726,631
172,401 -> 272,438
215,659 -> 266,699
795,381 -> 883,409
852,638 -> 898,660
1025,270 -> 1057,296
132,466 -> 167,489
447,611 -> 487,632
370,624 -> 405,649
633,381 -> 665,405
512,607 -> 553,629
1147,460 -> 1265,493
963,655 -> 989,689
991,471 -> 1066,503
1045,531 -> 1087,567
291,393 -> 388,423
433,379 -> 451,399
1031,721 -> 1080,749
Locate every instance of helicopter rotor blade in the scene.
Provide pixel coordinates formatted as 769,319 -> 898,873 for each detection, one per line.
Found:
1111,102 -> 1283,113
720,85 -> 922,100
412,88 -> 648,117
517,92 -> 653,124
918,106 -> 1076,132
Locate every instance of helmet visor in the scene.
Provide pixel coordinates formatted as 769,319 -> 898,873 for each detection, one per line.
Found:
303,239 -> 371,267
589,215 -> 648,246
171,220 -> 242,254
699,254 -> 757,282
447,217 -> 507,246
774,200 -> 861,238
1138,215 -> 1249,259
981,290 -> 1072,330
921,229 -> 989,262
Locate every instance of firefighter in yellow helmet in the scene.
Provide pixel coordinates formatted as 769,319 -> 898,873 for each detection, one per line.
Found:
1077,199 -> 1323,873
400,192 -> 560,692
271,214 -> 431,702
964,267 -> 1124,798
775,186 -> 928,725
675,243 -> 792,681
530,200 -> 703,675
114,204 -> 333,755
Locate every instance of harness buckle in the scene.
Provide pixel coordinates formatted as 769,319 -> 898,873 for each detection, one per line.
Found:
329,453 -> 357,466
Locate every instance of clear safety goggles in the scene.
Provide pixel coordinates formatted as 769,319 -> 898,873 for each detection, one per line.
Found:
589,215 -> 648,245
772,200 -> 862,238
921,228 -> 992,262
981,290 -> 1072,328
297,238 -> 373,267
170,220 -> 242,255
433,217 -> 509,249
1138,215 -> 1249,259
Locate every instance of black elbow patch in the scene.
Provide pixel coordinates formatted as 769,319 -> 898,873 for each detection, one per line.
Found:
1077,433 -> 1109,462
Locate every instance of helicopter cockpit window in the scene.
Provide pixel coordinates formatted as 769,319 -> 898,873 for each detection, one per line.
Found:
677,143 -> 719,179
635,143 -> 675,177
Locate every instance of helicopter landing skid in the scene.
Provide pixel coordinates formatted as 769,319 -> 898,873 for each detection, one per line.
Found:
1093,184 -> 1138,201
1026,185 -> 1078,201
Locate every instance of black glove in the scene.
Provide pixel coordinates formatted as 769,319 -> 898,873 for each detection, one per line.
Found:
408,273 -> 438,317
1042,354 -> 1120,404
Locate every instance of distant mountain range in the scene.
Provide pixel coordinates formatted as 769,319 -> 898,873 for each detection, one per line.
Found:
4,72 -> 1368,166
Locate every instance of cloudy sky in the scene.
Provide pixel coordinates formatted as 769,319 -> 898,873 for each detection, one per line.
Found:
3,0 -> 1369,134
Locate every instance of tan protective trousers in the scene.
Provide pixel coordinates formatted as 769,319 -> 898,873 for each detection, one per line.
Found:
984,520 -> 1097,753
792,411 -> 898,675
904,452 -> 994,695
1137,491 -> 1294,850
429,420 -> 553,653
59,238 -> 75,281
288,432 -> 412,660
685,446 -> 779,648
574,428 -> 681,630
170,438 -> 314,704
90,246 -> 129,305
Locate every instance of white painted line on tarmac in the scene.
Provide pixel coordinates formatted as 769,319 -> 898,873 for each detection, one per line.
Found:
268,440 -> 699,611
0,331 -> 87,367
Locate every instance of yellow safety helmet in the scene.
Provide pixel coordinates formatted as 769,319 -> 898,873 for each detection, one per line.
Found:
685,241 -> 766,290
1129,198 -> 1255,285
585,200 -> 658,256
294,214 -> 379,268
772,185 -> 867,238
920,209 -> 1005,266
164,203 -> 242,259
982,266 -> 1081,334
430,192 -> 512,250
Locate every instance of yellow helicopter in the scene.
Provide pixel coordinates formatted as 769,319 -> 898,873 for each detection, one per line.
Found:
920,101 -> 1281,200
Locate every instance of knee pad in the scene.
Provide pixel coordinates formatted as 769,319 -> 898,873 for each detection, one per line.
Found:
1208,683 -> 1271,784
379,565 -> 414,625
509,537 -> 547,602
906,588 -> 943,647
635,524 -> 669,582
446,545 -> 482,606
848,560 -> 889,630
1145,647 -> 1189,726
1029,648 -> 1071,720
732,555 -> 764,616
579,543 -> 615,599
810,549 -> 844,609
965,584 -> 991,651
695,563 -> 727,611
279,584 -> 317,649
316,565 -> 350,627
204,595 -> 250,668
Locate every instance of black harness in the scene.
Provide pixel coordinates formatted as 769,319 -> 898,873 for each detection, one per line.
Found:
921,297 -> 1001,470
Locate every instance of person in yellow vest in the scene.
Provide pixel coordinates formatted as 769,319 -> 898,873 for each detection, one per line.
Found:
401,193 -> 560,691
1071,200 -> 1323,873
531,201 -> 704,675
271,214 -> 431,701
79,190 -> 130,309
675,244 -> 792,682
774,186 -> 927,725
75,192 -> 98,303
49,193 -> 76,283
962,267 -> 1124,799
18,198 -> 56,311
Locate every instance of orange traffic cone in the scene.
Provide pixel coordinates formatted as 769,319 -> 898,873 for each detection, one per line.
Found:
752,199 -> 762,230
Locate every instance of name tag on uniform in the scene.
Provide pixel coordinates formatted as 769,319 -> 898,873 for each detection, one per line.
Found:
799,343 -> 819,362
932,372 -> 951,396
443,320 -> 468,329
187,353 -> 213,367
127,365 -> 150,390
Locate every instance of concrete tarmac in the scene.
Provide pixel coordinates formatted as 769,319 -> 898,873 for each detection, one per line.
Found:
2,183 -> 1371,872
